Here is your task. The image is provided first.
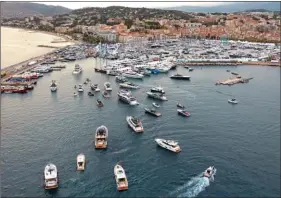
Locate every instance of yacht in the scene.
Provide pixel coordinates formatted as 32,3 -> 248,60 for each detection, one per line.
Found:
77,153 -> 85,171
72,64 -> 82,74
126,116 -> 144,132
119,82 -> 139,89
91,84 -> 100,92
114,164 -> 128,191
95,125 -> 108,149
144,108 -> 161,117
170,74 -> 191,80
117,91 -> 139,105
146,92 -> 168,101
155,138 -> 181,153
203,166 -> 217,179
104,82 -> 112,91
115,75 -> 128,83
152,102 -> 160,108
151,86 -> 165,94
228,98 -> 238,104
123,71 -> 144,79
50,80 -> 57,92
78,84 -> 84,92
44,163 -> 58,190
177,109 -> 191,117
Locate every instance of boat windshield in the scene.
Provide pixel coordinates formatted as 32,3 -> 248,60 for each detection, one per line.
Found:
78,162 -> 83,166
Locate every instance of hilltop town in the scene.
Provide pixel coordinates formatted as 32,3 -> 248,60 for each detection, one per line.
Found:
1,6 -> 280,43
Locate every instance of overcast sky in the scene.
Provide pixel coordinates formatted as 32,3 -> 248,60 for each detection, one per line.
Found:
36,1 -> 230,9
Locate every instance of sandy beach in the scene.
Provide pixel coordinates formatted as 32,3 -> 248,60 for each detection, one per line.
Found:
1,27 -> 74,69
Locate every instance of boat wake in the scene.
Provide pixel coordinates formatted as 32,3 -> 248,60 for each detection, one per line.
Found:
170,172 -> 214,198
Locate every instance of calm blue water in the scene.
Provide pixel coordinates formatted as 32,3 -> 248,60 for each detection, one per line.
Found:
1,58 -> 280,197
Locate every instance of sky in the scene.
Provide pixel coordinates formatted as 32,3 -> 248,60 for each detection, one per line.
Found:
36,1 -> 230,9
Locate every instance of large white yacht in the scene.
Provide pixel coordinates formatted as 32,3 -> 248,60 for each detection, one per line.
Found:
117,90 -> 139,105
44,163 -> 59,189
95,125 -> 108,149
122,71 -> 144,79
114,164 -> 128,191
155,138 -> 181,153
126,116 -> 144,132
72,64 -> 82,74
146,92 -> 168,101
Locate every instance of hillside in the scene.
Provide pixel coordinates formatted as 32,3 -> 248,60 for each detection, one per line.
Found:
164,2 -> 281,13
1,2 -> 71,18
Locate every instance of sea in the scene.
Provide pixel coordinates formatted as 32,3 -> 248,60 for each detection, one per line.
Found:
1,58 -> 280,197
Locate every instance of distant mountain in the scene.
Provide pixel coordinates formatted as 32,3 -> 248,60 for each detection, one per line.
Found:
1,2 -> 71,19
163,2 -> 280,13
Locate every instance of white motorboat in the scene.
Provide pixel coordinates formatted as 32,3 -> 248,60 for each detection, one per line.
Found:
78,84 -> 84,92
151,86 -> 165,94
228,99 -> 238,104
115,75 -> 128,83
146,92 -> 168,101
123,71 -> 144,79
152,102 -> 160,108
72,64 -> 82,74
91,84 -> 100,92
155,138 -> 181,153
73,92 -> 78,97
203,166 -> 217,179
126,116 -> 144,132
50,80 -> 57,92
104,82 -> 112,91
119,82 -> 139,89
177,109 -> 191,117
44,163 -> 58,190
77,153 -> 86,171
95,125 -> 108,149
117,91 -> 139,106
114,164 -> 128,191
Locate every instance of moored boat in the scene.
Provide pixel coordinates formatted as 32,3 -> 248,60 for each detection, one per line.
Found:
88,92 -> 94,96
151,86 -> 165,94
170,74 -> 190,80
155,138 -> 181,153
77,153 -> 86,171
103,91 -> 110,98
104,82 -> 112,91
119,82 -> 139,89
50,80 -> 57,92
123,71 -> 144,79
115,76 -> 128,83
117,90 -> 139,105
144,108 -> 161,117
126,116 -> 144,132
44,163 -> 58,190
114,164 -> 128,191
177,103 -> 185,108
73,64 -> 82,74
152,102 -> 160,108
177,109 -> 191,117
146,92 -> 167,101
77,84 -> 84,92
96,99 -> 104,107
95,125 -> 108,149
228,98 -> 238,104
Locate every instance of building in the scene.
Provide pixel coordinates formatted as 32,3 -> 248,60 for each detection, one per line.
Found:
96,30 -> 117,42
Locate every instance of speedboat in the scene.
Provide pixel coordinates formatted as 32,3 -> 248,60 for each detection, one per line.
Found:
155,138 -> 181,153
151,86 -> 165,94
189,68 -> 194,72
119,82 -> 139,89
44,163 -> 58,190
146,92 -> 167,101
184,66 -> 189,69
152,102 -> 160,108
73,92 -> 78,97
104,82 -> 112,91
126,116 -> 144,132
96,99 -> 104,107
228,99 -> 238,104
72,64 -> 82,74
144,108 -> 161,117
88,92 -> 94,96
91,84 -> 100,92
50,80 -> 57,92
103,91 -> 110,98
114,164 -> 128,191
202,166 -> 216,179
77,153 -> 86,171
177,109 -> 191,117
95,125 -> 108,149
177,103 -> 185,108
122,71 -> 144,79
115,75 -> 128,83
77,84 -> 84,92
117,91 -> 139,106
170,74 -> 190,80
231,72 -> 239,75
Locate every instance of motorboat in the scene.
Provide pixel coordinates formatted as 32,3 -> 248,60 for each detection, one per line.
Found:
117,91 -> 139,106
77,153 -> 86,171
50,80 -> 57,92
152,102 -> 160,108
103,91 -> 110,98
91,84 -> 100,92
202,166 -> 217,179
96,99 -> 104,107
228,98 -> 238,104
226,70 -> 230,72
146,92 -> 167,101
144,108 -> 161,117
177,109 -> 191,117
78,84 -> 84,92
88,92 -> 94,96
189,68 -> 194,72
155,138 -> 181,153
126,116 -> 144,132
114,164 -> 128,191
119,82 -> 139,89
104,82 -> 112,91
184,66 -> 189,69
73,92 -> 78,97
123,71 -> 144,79
231,72 -> 239,75
72,64 -> 82,74
95,125 -> 108,149
170,74 -> 190,80
44,163 -> 58,190
151,86 -> 165,94
115,75 -> 128,83
177,103 -> 185,108
74,85 -> 77,89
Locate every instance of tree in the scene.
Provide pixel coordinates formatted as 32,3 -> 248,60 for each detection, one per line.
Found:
125,19 -> 133,29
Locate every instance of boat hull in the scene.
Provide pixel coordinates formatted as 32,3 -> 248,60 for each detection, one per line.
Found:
126,116 -> 144,132
155,139 -> 181,153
